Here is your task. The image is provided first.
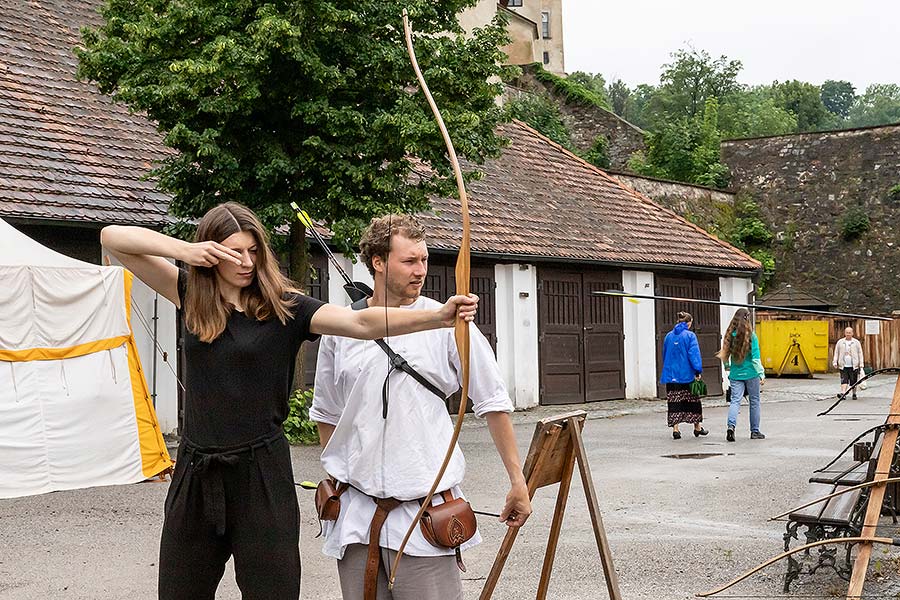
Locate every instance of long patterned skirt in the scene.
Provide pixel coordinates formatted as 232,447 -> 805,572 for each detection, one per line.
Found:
666,383 -> 703,427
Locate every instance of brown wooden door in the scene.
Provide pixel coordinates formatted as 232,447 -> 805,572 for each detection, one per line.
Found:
584,271 -> 626,402
538,268 -> 625,405
655,275 -> 723,398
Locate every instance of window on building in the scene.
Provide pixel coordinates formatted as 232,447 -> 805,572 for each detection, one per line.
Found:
541,11 -> 551,38
543,51 -> 550,65
507,0 -> 523,6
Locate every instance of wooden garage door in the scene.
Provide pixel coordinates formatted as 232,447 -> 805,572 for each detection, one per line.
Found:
538,268 -> 625,405
654,275 -> 723,398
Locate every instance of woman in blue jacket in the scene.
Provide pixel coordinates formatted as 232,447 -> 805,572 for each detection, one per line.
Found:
717,308 -> 766,442
660,312 -> 708,439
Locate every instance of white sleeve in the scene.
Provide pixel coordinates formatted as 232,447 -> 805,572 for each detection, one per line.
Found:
309,335 -> 344,426
449,322 -> 514,418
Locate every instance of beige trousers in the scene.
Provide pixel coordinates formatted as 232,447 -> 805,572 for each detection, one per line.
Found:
336,543 -> 463,600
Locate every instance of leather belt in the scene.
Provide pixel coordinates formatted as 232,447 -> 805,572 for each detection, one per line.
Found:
364,497 -> 402,600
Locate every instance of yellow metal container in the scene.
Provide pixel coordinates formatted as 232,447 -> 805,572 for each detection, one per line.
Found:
756,320 -> 829,376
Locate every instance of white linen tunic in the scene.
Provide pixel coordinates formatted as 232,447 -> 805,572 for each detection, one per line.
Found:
310,295 -> 513,559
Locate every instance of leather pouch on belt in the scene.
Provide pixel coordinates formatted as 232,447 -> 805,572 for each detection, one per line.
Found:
315,478 -> 348,529
419,490 -> 477,572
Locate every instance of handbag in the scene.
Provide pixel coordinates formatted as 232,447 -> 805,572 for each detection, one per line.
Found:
689,378 -> 707,397
859,368 -> 868,390
315,477 -> 348,522
419,490 -> 477,571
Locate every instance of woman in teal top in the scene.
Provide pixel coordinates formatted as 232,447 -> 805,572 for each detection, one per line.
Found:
716,308 -> 766,442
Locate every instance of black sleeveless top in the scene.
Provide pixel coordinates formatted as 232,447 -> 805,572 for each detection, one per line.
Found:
177,269 -> 324,447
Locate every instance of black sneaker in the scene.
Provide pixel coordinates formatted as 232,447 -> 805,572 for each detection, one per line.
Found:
726,428 -> 735,442
852,394 -> 858,400
750,431 -> 766,440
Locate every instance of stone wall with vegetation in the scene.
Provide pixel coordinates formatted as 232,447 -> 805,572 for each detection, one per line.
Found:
721,124 -> 900,314
610,171 -> 736,223
507,65 -> 645,170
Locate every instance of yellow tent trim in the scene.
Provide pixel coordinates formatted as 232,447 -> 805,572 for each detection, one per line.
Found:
0,335 -> 132,362
123,271 -> 173,478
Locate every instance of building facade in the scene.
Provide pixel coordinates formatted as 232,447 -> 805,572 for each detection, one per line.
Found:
460,0 -> 565,74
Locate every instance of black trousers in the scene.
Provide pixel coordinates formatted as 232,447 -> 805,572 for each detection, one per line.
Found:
158,431 -> 301,600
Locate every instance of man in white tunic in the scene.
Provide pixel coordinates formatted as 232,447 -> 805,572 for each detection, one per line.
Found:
311,214 -> 532,600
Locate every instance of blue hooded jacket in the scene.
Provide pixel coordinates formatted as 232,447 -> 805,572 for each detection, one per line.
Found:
659,322 -> 703,384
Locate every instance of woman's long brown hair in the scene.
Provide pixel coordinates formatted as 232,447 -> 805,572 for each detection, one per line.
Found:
185,202 -> 298,343
716,307 -> 752,363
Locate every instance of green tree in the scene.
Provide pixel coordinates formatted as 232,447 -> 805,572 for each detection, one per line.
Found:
628,97 -> 728,188
568,71 -> 610,106
847,84 -> 900,127
505,92 -> 571,148
650,47 -> 742,121
820,80 -> 856,118
607,78 -> 631,119
770,80 -> 833,131
77,0 -> 513,256
625,83 -> 656,130
718,87 -> 797,138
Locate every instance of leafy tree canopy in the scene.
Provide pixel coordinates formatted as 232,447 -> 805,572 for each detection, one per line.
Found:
77,0 -> 514,250
821,80 -> 856,118
847,84 -> 900,128
650,47 -> 742,121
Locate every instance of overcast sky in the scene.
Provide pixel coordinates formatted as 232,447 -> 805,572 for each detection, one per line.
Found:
561,0 -> 899,91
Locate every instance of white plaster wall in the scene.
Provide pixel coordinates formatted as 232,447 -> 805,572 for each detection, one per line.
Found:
458,0 -> 497,35
103,252 -> 179,434
622,270 -> 658,399
494,264 -> 540,410
719,276 -> 755,390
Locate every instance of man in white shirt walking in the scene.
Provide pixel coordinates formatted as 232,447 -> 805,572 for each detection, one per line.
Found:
833,326 -> 864,400
310,214 -> 532,600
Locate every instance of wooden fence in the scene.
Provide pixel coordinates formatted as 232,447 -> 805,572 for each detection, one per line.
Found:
756,313 -> 900,371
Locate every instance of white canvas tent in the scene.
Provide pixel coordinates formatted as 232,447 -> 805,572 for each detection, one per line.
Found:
0,218 -> 172,498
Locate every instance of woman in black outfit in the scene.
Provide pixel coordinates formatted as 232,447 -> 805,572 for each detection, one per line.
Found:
101,202 -> 477,600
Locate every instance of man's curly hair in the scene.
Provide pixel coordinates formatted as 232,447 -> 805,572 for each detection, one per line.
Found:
359,214 -> 426,276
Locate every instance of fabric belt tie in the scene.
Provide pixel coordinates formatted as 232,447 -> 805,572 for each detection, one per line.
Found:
191,452 -> 240,536
364,497 -> 402,600
182,428 -> 283,537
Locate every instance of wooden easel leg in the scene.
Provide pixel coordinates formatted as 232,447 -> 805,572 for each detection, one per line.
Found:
480,426 -> 562,600
535,428 -> 577,600
571,419 -> 623,600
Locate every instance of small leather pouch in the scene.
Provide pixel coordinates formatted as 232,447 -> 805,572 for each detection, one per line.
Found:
315,478 -> 348,523
419,490 -> 477,572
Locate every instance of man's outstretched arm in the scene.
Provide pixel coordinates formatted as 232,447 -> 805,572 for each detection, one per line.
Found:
485,412 -> 532,528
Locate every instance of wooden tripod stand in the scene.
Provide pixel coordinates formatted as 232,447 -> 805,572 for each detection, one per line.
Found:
479,411 -> 622,600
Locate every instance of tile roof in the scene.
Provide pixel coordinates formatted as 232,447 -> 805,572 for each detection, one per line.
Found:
0,0 -> 171,226
0,1 -> 759,273
419,120 -> 761,273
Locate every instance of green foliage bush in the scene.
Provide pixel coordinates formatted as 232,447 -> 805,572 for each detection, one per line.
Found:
840,206 -> 870,241
506,93 -> 572,148
888,184 -> 900,203
736,217 -> 774,246
284,388 -> 319,445
582,135 -> 611,169
529,63 -> 611,109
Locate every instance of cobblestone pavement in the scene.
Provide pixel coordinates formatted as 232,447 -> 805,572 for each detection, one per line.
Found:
2,374 -> 900,599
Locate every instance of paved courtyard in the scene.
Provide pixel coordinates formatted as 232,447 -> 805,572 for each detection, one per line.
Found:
2,374 -> 900,599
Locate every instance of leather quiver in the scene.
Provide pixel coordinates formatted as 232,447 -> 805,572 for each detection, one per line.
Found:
315,478 -> 348,522
419,490 -> 477,550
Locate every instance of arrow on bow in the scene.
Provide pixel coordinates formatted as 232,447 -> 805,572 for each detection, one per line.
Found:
387,9 -> 472,590
695,536 -> 900,597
